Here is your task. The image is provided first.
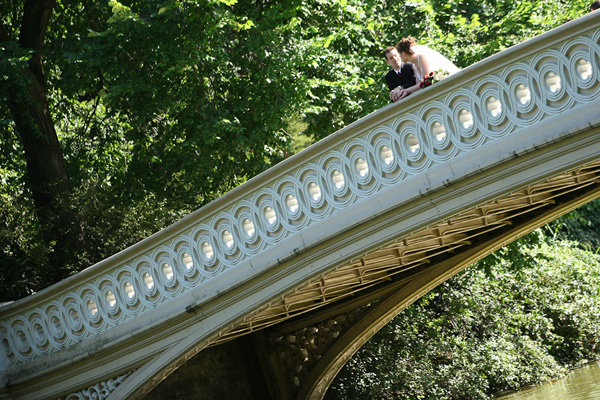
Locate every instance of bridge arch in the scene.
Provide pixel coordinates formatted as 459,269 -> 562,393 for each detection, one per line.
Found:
113,155 -> 600,400
294,182 -> 600,400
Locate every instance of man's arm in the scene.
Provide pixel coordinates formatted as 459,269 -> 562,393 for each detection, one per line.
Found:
386,70 -> 403,102
393,64 -> 420,101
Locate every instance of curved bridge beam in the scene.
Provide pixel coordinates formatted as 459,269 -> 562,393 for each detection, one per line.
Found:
0,12 -> 599,400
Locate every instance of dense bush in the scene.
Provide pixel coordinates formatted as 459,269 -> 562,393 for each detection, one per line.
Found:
544,199 -> 600,253
327,239 -> 600,399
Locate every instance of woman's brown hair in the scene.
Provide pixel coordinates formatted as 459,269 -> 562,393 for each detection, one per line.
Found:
396,37 -> 417,55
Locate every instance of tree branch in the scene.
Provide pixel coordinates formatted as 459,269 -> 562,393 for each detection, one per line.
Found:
18,0 -> 56,85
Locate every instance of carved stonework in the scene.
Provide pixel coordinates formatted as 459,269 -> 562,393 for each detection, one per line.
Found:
269,304 -> 374,394
60,372 -> 131,400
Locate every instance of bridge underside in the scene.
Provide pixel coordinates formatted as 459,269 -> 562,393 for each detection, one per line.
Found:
144,160 -> 600,400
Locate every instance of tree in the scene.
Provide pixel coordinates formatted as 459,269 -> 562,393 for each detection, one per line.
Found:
0,0 -> 593,304
1,0 -> 358,298
1,0 -> 86,282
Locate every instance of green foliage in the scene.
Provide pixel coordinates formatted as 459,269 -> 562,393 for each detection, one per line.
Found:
328,242 -> 600,400
543,198 -> 600,253
0,0 -> 594,301
2,0 -> 309,298
2,0 -> 600,397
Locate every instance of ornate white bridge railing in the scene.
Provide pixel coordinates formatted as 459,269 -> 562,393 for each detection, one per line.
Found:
1,11 -> 599,398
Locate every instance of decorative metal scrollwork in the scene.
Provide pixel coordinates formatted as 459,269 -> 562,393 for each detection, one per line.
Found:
60,372 -> 131,400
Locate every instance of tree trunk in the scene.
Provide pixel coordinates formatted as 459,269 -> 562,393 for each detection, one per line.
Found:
5,0 -> 86,281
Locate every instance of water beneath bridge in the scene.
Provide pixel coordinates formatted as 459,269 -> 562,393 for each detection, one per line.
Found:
496,361 -> 600,400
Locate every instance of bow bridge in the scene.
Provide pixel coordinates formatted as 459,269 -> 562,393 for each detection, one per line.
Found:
2,13 -> 600,400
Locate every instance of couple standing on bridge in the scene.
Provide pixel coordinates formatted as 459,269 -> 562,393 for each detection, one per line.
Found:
384,37 -> 460,103
386,1 -> 600,103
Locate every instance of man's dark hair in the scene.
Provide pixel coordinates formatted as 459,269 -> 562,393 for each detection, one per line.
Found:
592,1 -> 600,10
383,46 -> 396,58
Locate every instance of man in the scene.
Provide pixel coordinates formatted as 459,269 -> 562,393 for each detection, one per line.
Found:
384,46 -> 420,102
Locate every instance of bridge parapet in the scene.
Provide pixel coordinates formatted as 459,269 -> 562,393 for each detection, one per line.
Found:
1,12 -> 600,398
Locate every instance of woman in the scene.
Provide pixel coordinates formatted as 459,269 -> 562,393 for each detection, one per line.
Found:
396,37 -> 460,82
